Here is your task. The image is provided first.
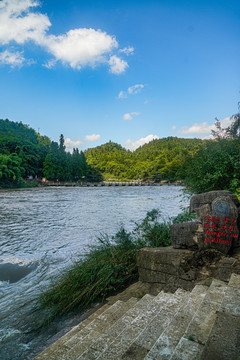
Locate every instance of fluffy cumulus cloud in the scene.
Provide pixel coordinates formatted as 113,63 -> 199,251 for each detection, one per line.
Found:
118,84 -> 144,99
0,0 -> 130,72
178,122 -> 213,135
125,134 -> 159,151
84,134 -> 100,141
0,0 -> 50,45
64,137 -> 83,152
0,49 -> 25,67
176,117 -> 233,137
45,29 -> 118,70
108,55 -> 128,74
123,112 -> 140,120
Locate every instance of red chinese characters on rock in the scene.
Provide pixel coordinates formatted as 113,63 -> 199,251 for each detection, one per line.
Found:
204,216 -> 238,246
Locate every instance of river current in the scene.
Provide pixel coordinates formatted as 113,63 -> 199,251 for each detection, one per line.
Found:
0,186 -> 189,360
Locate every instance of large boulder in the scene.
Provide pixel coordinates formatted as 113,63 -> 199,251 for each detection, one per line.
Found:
170,190 -> 240,254
191,191 -> 239,254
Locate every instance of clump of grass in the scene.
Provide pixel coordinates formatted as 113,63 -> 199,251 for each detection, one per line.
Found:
39,228 -> 138,322
171,208 -> 197,224
38,208 -> 193,324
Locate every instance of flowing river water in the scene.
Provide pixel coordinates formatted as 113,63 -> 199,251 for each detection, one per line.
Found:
0,186 -> 189,360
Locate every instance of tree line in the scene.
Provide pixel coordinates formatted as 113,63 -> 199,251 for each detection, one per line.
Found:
0,119 -> 102,187
0,114 -> 239,195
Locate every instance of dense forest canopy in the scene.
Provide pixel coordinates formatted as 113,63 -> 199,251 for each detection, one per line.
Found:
0,116 -> 239,195
0,119 -> 102,186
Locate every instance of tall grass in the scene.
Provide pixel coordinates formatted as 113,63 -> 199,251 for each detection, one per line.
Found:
39,208 -> 195,323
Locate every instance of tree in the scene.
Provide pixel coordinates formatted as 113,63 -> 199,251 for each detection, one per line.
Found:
212,114 -> 240,140
0,153 -> 23,186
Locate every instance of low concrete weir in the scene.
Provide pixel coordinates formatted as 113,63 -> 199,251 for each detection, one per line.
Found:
38,181 -> 181,187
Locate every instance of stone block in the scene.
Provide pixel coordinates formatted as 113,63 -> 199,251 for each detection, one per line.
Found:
170,221 -> 199,249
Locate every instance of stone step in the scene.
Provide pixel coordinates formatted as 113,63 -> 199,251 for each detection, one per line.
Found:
170,279 -> 227,360
57,297 -> 138,360
200,273 -> 240,360
119,288 -> 189,360
96,289 -> 189,360
145,285 -> 208,360
78,293 -> 157,360
228,272 -> 240,288
34,298 -> 137,360
33,303 -> 110,359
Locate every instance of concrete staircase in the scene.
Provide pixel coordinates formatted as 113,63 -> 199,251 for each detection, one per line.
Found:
34,273 -> 240,360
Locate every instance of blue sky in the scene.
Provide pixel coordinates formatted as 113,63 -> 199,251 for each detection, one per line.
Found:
0,0 -> 239,151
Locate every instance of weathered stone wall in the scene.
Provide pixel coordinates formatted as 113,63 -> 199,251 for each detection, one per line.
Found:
137,191 -> 240,294
137,246 -> 240,294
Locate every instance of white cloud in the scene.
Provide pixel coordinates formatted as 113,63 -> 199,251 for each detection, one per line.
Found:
0,49 -> 25,67
177,117 -> 234,137
118,90 -> 127,99
178,122 -> 213,135
84,134 -> 100,142
128,84 -> 144,95
125,134 -> 159,151
119,46 -> 134,55
44,29 -> 118,70
0,0 -> 51,45
118,84 -> 144,99
123,112 -> 140,120
123,113 -> 133,120
109,55 -> 128,74
219,116 -> 232,128
43,59 -> 57,69
64,137 -> 83,152
0,0 -> 130,73
172,125 -> 176,130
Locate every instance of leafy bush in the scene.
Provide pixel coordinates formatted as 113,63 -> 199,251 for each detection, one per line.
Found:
133,209 -> 171,247
171,209 -> 197,223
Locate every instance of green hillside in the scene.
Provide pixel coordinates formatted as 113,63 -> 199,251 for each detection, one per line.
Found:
85,137 -> 203,181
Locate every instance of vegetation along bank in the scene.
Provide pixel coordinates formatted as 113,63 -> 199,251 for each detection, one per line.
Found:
0,113 -> 239,195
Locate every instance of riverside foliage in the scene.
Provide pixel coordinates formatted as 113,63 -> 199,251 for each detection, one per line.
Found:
0,119 -> 102,186
38,209 -> 195,323
0,115 -> 239,195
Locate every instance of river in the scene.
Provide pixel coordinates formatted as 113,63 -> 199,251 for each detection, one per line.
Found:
0,185 -> 189,360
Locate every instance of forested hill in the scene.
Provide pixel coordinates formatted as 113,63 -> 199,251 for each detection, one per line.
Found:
85,137 -> 203,181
